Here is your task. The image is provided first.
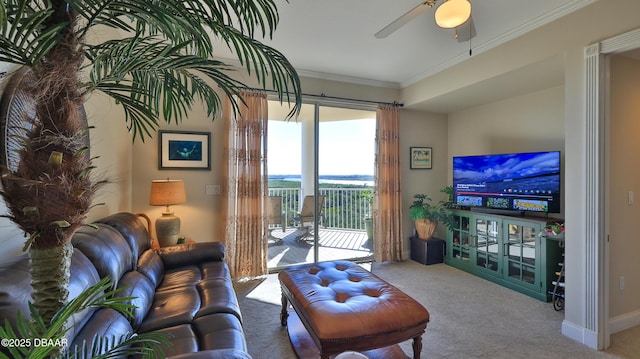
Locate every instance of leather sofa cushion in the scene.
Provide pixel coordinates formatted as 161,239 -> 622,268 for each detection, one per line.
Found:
65,250 -> 102,341
72,224 -> 133,286
96,212 -> 151,269
157,242 -> 226,270
69,308 -> 134,356
137,249 -> 164,288
157,265 -> 201,292
0,253 -> 34,329
194,313 -> 247,352
196,279 -> 242,322
138,286 -> 201,333
149,324 -> 199,357
201,261 -> 231,282
115,270 -> 155,330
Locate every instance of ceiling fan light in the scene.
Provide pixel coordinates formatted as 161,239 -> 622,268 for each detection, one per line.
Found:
435,0 -> 471,29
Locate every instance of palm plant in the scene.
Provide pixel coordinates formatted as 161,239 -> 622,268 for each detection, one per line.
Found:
0,0 -> 301,331
0,277 -> 171,359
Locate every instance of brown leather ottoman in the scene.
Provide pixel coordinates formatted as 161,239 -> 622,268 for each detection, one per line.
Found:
279,261 -> 430,359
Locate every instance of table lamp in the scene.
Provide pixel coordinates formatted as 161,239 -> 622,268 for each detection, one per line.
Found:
150,178 -> 186,247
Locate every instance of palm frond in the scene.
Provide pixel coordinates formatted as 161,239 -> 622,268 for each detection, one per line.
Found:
69,332 -> 171,359
213,23 -> 301,119
70,0 -> 214,56
0,1 -> 66,65
87,36 -> 250,141
203,0 -> 280,38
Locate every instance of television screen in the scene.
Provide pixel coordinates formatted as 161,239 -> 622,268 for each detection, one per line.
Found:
453,151 -> 561,213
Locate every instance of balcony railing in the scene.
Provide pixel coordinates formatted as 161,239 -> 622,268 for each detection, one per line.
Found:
268,187 -> 372,231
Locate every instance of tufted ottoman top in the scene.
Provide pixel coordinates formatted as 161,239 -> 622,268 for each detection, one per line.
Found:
278,260 -> 430,349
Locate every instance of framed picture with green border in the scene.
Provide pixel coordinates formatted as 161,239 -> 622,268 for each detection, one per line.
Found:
410,146 -> 432,169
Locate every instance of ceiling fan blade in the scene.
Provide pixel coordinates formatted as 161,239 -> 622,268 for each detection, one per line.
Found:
375,0 -> 437,39
455,16 -> 477,42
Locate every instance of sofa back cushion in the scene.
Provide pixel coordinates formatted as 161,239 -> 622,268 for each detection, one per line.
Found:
72,224 -> 133,287
115,271 -> 155,330
95,212 -> 151,269
68,308 -> 134,357
137,249 -> 165,288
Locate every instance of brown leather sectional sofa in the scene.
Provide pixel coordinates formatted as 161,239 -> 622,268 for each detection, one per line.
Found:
0,212 -> 251,358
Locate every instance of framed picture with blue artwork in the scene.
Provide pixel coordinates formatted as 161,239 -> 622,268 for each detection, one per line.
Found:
158,130 -> 211,170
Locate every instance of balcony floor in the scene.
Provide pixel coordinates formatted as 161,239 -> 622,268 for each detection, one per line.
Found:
267,227 -> 373,270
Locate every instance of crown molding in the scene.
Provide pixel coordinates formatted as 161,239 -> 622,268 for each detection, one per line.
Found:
215,57 -> 402,90
295,68 -> 402,89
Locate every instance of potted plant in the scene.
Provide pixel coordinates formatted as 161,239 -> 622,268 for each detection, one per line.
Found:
409,193 -> 455,240
545,222 -> 565,241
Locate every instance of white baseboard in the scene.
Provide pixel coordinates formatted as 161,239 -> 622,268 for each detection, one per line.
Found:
609,309 -> 640,334
560,312 -> 640,349
562,320 -> 599,350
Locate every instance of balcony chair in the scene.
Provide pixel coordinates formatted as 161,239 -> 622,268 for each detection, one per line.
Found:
294,195 -> 325,243
267,195 -> 286,245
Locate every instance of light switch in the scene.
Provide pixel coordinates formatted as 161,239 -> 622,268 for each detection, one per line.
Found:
206,184 -> 221,195
628,191 -> 634,205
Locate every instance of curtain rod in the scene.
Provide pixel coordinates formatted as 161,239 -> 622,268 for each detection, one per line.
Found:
240,87 -> 403,108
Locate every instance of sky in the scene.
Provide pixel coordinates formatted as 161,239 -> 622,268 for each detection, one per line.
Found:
267,118 -> 376,176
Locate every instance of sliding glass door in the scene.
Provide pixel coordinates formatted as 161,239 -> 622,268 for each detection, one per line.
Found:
266,101 -> 375,271
316,106 -> 375,264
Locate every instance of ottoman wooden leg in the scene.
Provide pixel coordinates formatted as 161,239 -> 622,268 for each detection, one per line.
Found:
280,292 -> 289,326
412,335 -> 423,359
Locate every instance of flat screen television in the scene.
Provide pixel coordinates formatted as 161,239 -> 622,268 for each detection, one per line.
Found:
453,151 -> 561,214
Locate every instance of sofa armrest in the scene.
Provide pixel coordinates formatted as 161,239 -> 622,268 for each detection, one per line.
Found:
156,242 -> 226,269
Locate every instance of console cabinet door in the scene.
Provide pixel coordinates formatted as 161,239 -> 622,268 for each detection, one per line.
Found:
502,219 -> 541,292
472,215 -> 502,278
447,212 -> 471,269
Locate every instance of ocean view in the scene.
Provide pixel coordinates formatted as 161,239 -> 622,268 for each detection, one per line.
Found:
269,175 -> 374,187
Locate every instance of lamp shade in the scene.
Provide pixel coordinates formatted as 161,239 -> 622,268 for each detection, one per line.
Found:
150,179 -> 186,207
435,0 -> 471,29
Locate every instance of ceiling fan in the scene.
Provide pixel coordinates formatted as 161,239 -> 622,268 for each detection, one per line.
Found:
375,0 -> 476,42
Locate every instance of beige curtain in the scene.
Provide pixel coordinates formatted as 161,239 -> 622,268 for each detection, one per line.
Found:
222,91 -> 269,279
373,104 -> 404,262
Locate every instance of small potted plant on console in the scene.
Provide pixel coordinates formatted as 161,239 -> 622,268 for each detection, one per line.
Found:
409,193 -> 455,240
545,222 -> 565,241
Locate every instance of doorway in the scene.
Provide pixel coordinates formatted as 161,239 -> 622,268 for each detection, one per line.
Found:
583,27 -> 640,350
265,100 -> 376,271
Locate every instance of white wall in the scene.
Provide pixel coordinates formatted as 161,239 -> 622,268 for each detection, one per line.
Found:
400,109 -> 449,255
130,112 -> 224,243
448,85 -> 565,154
447,85 -> 565,193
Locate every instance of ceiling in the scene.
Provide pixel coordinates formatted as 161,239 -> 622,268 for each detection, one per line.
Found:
217,0 -> 595,88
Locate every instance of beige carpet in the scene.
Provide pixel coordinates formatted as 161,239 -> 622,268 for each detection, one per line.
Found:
234,260 -> 637,359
